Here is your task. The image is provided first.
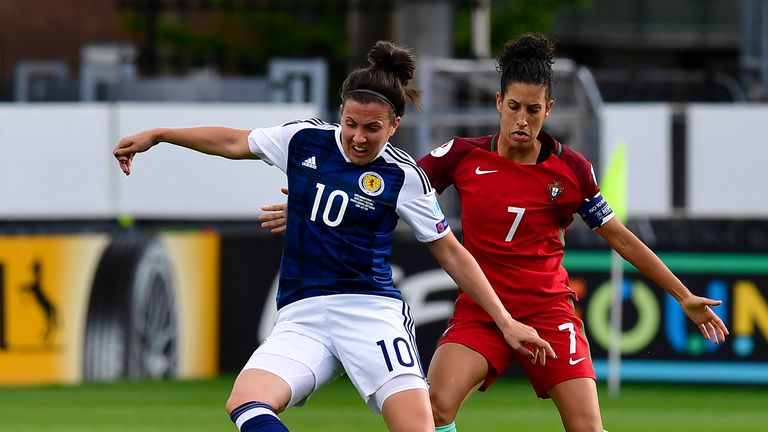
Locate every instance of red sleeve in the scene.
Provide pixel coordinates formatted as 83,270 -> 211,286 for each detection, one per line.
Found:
417,138 -> 479,194
558,144 -> 600,200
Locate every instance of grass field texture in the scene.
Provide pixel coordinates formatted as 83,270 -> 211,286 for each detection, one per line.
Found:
1,376 -> 766,431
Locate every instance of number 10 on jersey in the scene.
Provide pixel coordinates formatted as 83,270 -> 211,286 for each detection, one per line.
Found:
310,183 -> 349,227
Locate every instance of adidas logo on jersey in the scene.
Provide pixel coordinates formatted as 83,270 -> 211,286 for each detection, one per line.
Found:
302,156 -> 317,169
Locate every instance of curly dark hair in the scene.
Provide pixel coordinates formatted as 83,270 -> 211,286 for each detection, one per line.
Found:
496,33 -> 556,100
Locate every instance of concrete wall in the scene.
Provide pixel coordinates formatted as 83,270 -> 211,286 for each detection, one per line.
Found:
0,103 -> 316,220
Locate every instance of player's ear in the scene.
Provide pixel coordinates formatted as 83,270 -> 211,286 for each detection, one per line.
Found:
389,116 -> 401,137
496,91 -> 503,113
545,99 -> 554,117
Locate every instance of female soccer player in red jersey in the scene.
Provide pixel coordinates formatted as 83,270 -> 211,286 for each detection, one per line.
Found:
259,34 -> 729,432
418,33 -> 729,432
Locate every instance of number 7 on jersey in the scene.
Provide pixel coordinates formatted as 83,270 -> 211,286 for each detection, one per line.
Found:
505,206 -> 526,241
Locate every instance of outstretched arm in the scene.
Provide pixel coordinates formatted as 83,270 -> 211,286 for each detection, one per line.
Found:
596,218 -> 729,343
112,127 -> 255,175
426,232 -> 556,364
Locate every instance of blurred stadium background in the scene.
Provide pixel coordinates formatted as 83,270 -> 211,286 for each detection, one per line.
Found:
1,0 -> 767,430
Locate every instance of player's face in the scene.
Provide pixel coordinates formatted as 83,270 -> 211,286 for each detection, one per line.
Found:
496,82 -> 554,159
340,99 -> 400,166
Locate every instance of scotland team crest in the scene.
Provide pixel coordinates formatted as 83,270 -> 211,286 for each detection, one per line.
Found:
359,171 -> 385,196
547,180 -> 564,202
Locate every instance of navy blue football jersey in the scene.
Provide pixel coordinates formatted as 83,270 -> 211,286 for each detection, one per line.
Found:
248,118 -> 450,309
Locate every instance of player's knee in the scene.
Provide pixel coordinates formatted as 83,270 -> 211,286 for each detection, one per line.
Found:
226,390 -> 251,414
226,386 -> 285,415
428,388 -> 458,425
225,392 -> 244,414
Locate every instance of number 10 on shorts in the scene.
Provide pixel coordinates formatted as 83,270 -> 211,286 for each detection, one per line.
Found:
376,338 -> 416,372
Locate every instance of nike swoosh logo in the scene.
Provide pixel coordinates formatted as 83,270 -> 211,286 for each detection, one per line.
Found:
475,167 -> 498,175
569,357 -> 586,365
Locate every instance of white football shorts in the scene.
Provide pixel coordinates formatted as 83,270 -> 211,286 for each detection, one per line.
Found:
242,294 -> 427,412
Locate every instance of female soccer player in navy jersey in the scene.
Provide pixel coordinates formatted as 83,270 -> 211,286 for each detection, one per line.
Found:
417,34 -> 730,432
112,41 -> 554,432
260,34 -> 732,432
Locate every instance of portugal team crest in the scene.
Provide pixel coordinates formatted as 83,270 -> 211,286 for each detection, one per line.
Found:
547,180 -> 564,202
359,171 -> 385,196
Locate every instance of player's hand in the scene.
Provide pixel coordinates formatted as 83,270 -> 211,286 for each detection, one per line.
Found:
112,129 -> 160,175
680,295 -> 729,344
259,188 -> 289,233
499,319 -> 556,366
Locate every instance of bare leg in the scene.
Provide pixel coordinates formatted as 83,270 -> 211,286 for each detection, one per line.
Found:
226,368 -> 292,414
549,377 -> 603,432
427,343 -> 488,426
381,388 -> 434,432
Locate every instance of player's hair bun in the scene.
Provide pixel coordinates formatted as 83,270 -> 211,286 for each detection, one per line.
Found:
367,40 -> 416,86
496,33 -> 555,73
341,40 -> 421,117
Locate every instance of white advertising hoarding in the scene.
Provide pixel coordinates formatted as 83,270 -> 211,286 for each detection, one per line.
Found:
0,104 -> 113,218
0,103 -> 317,219
687,104 -> 768,217
600,104 -> 673,217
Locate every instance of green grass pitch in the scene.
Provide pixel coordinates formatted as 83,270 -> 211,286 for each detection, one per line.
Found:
1,376 -> 766,431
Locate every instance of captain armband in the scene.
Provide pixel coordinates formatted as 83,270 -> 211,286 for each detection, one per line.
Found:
577,193 -> 615,230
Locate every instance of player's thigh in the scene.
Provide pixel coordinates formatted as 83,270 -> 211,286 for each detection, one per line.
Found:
427,342 -> 487,418
549,377 -> 603,432
327,295 -> 427,410
232,305 -> 344,411
436,318 -> 515,391
381,387 -> 434,432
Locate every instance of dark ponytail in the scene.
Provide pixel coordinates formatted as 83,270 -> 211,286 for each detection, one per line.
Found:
496,33 -> 556,100
341,41 -> 421,119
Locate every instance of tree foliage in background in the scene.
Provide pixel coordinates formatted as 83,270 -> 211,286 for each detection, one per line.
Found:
120,0 -> 347,76
454,0 -> 588,58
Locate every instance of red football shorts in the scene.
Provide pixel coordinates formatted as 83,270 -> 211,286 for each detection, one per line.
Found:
437,296 -> 595,398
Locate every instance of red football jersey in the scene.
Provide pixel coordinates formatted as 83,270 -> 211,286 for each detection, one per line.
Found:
418,132 -> 607,321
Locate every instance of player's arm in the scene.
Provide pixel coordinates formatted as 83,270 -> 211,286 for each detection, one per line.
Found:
596,217 -> 729,343
113,127 -> 255,175
426,231 -> 556,364
259,188 -> 289,233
